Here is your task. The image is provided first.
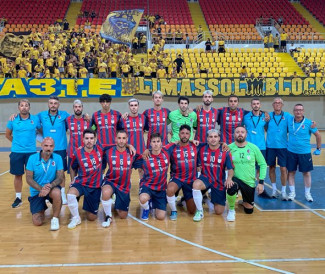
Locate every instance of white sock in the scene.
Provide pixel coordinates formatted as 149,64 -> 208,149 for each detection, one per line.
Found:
289,185 -> 295,193
102,199 -> 113,217
167,195 -> 177,211
16,193 -> 22,199
140,201 -> 149,210
192,189 -> 203,211
61,187 -> 66,196
281,186 -> 286,193
52,216 -> 58,221
67,194 -> 79,218
272,183 -> 277,191
305,187 -> 311,194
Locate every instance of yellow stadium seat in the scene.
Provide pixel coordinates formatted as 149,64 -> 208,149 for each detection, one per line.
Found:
274,72 -> 280,77
202,57 -> 208,63
201,73 -> 208,78
187,68 -> 193,74
251,68 -> 257,73
257,67 -> 263,73
219,67 -> 225,73
210,63 -> 216,68
204,62 -> 210,68
253,62 -> 259,68
214,73 -> 221,78
212,68 -> 218,74
195,73 -> 201,78
227,73 -> 234,77
221,73 -> 227,77
233,57 -> 239,62
208,73 -> 214,78
280,72 -> 286,77
264,67 -> 270,73
196,57 -> 203,63
235,62 -> 241,68
225,67 -> 231,73
283,67 -> 288,73
276,67 -> 282,73
270,67 -> 276,73
223,62 -> 229,68
247,62 -> 253,68
234,73 -> 240,77
273,62 -> 279,68
188,73 -> 194,78
267,72 -> 273,77
192,63 -> 198,69
309,73 -> 316,77
231,67 -> 238,73
208,57 -> 214,63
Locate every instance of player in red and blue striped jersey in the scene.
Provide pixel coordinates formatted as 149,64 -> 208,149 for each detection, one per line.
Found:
91,94 -> 122,145
192,129 -> 234,222
167,125 -> 204,220
101,130 -> 139,228
133,133 -> 174,221
66,100 -> 90,179
195,90 -> 219,143
119,98 -> 147,154
143,91 -> 170,148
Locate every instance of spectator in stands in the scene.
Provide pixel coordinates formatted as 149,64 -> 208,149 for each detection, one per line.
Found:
132,36 -> 139,54
198,64 -> 208,74
139,33 -> 147,53
257,73 -> 265,96
280,32 -> 287,52
273,34 -> 280,52
173,54 -> 185,74
218,40 -> 225,54
98,58 -> 107,78
159,36 -> 165,51
291,71 -> 298,78
166,28 -> 173,43
268,33 -> 274,48
205,38 -> 212,52
277,17 -> 283,26
63,19 -> 69,31
90,11 -> 96,20
198,25 -> 203,42
157,65 -> 166,78
302,56 -> 311,72
263,34 -> 269,48
85,20 -> 91,30
175,30 -> 183,44
240,66 -> 248,78
185,34 -> 190,49
85,55 -> 95,78
144,62 -> 152,78
312,62 -> 319,73
289,43 -> 299,56
178,67 -> 187,78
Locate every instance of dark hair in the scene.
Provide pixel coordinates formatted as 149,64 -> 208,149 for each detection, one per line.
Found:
49,95 -> 59,101
99,93 -> 112,103
228,95 -> 239,102
116,129 -> 127,136
178,96 -> 189,104
179,124 -> 191,132
83,128 -> 96,137
150,132 -> 162,141
235,125 -> 246,131
251,97 -> 260,103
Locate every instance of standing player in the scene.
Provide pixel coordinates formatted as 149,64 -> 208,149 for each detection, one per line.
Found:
134,133 -> 174,221
192,129 -> 234,222
167,125 -> 201,220
143,91 -> 170,147
287,104 -> 321,202
226,126 -> 267,221
195,90 -> 218,143
266,98 -> 291,200
119,98 -> 147,154
101,130 -> 138,227
66,99 -> 90,179
38,96 -> 69,204
25,137 -> 63,230
168,96 -> 197,142
91,93 -> 122,145
6,99 -> 41,208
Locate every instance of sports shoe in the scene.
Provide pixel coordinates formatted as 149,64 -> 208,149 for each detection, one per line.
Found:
68,216 -> 81,229
50,217 -> 60,231
141,209 -> 150,221
305,193 -> 313,202
258,190 -> 272,199
102,215 -> 112,228
12,197 -> 22,208
170,211 -> 177,221
61,194 -> 67,205
271,190 -> 278,199
177,196 -> 185,207
288,192 -> 296,201
193,210 -> 204,222
226,209 -> 236,222
281,192 -> 288,201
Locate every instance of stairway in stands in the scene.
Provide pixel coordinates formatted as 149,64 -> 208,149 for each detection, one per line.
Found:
65,2 -> 82,27
291,2 -> 325,40
188,2 -> 211,41
278,53 -> 304,76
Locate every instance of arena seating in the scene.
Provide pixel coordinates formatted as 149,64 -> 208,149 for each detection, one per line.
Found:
209,24 -> 262,42
0,0 -> 70,27
301,0 -> 325,26
165,48 -> 289,78
293,48 -> 325,77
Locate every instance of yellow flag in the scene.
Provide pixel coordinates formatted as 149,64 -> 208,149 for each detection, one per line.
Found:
0,33 -> 30,58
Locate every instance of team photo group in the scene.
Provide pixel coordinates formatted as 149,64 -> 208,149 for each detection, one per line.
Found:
6,90 -> 321,231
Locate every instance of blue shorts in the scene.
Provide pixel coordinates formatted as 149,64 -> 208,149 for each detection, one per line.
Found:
169,177 -> 193,201
54,150 -> 67,171
286,151 -> 313,173
70,183 -> 101,215
266,148 -> 287,167
256,150 -> 266,170
102,182 -> 130,212
10,152 -> 35,175
139,185 -> 167,211
198,175 -> 226,206
28,186 -> 60,214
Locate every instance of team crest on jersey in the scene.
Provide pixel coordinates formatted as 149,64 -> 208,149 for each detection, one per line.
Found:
58,116 -> 61,119
31,120 -> 34,124
302,125 -> 305,129
52,161 -> 55,166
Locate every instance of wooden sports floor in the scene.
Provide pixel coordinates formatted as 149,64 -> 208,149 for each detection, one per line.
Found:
0,135 -> 324,274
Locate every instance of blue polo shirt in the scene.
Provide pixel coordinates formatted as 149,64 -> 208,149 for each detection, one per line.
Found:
266,111 -> 292,149
287,116 -> 318,154
26,152 -> 63,196
244,111 -> 267,150
38,110 -> 70,151
6,114 -> 41,153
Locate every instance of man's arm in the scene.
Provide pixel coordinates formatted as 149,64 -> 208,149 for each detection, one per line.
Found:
26,170 -> 42,191
255,148 -> 267,194
313,131 -> 322,155
224,169 -> 234,189
50,170 -> 64,188
5,128 -> 13,142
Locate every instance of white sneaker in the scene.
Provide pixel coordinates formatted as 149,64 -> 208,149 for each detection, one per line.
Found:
61,194 -> 67,205
271,190 -> 278,198
281,192 -> 288,201
50,217 -> 60,231
226,209 -> 236,222
193,210 -> 204,222
288,192 -> 296,201
68,216 -> 81,229
102,215 -> 112,228
305,193 -> 313,202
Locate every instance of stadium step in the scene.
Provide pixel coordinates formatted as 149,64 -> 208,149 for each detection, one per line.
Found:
291,2 -> 325,40
65,2 -> 83,27
188,2 -> 212,41
277,53 -> 305,77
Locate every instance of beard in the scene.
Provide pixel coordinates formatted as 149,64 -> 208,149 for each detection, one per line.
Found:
236,137 -> 245,143
74,110 -> 82,116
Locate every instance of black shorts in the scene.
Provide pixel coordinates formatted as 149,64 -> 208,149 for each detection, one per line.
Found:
281,41 -> 286,47
232,177 -> 255,206
111,71 -> 117,78
133,43 -> 138,49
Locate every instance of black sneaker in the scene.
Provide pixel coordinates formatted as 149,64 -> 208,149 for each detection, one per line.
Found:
258,190 -> 273,199
12,197 -> 22,208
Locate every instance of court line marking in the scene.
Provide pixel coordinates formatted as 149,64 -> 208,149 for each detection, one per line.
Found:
1,257 -> 325,268
128,214 -> 292,274
0,170 -> 9,176
260,182 -> 325,220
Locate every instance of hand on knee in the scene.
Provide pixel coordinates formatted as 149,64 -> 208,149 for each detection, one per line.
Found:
227,184 -> 238,196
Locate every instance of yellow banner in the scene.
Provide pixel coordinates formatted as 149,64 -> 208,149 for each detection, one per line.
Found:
0,33 -> 30,58
100,9 -> 144,45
